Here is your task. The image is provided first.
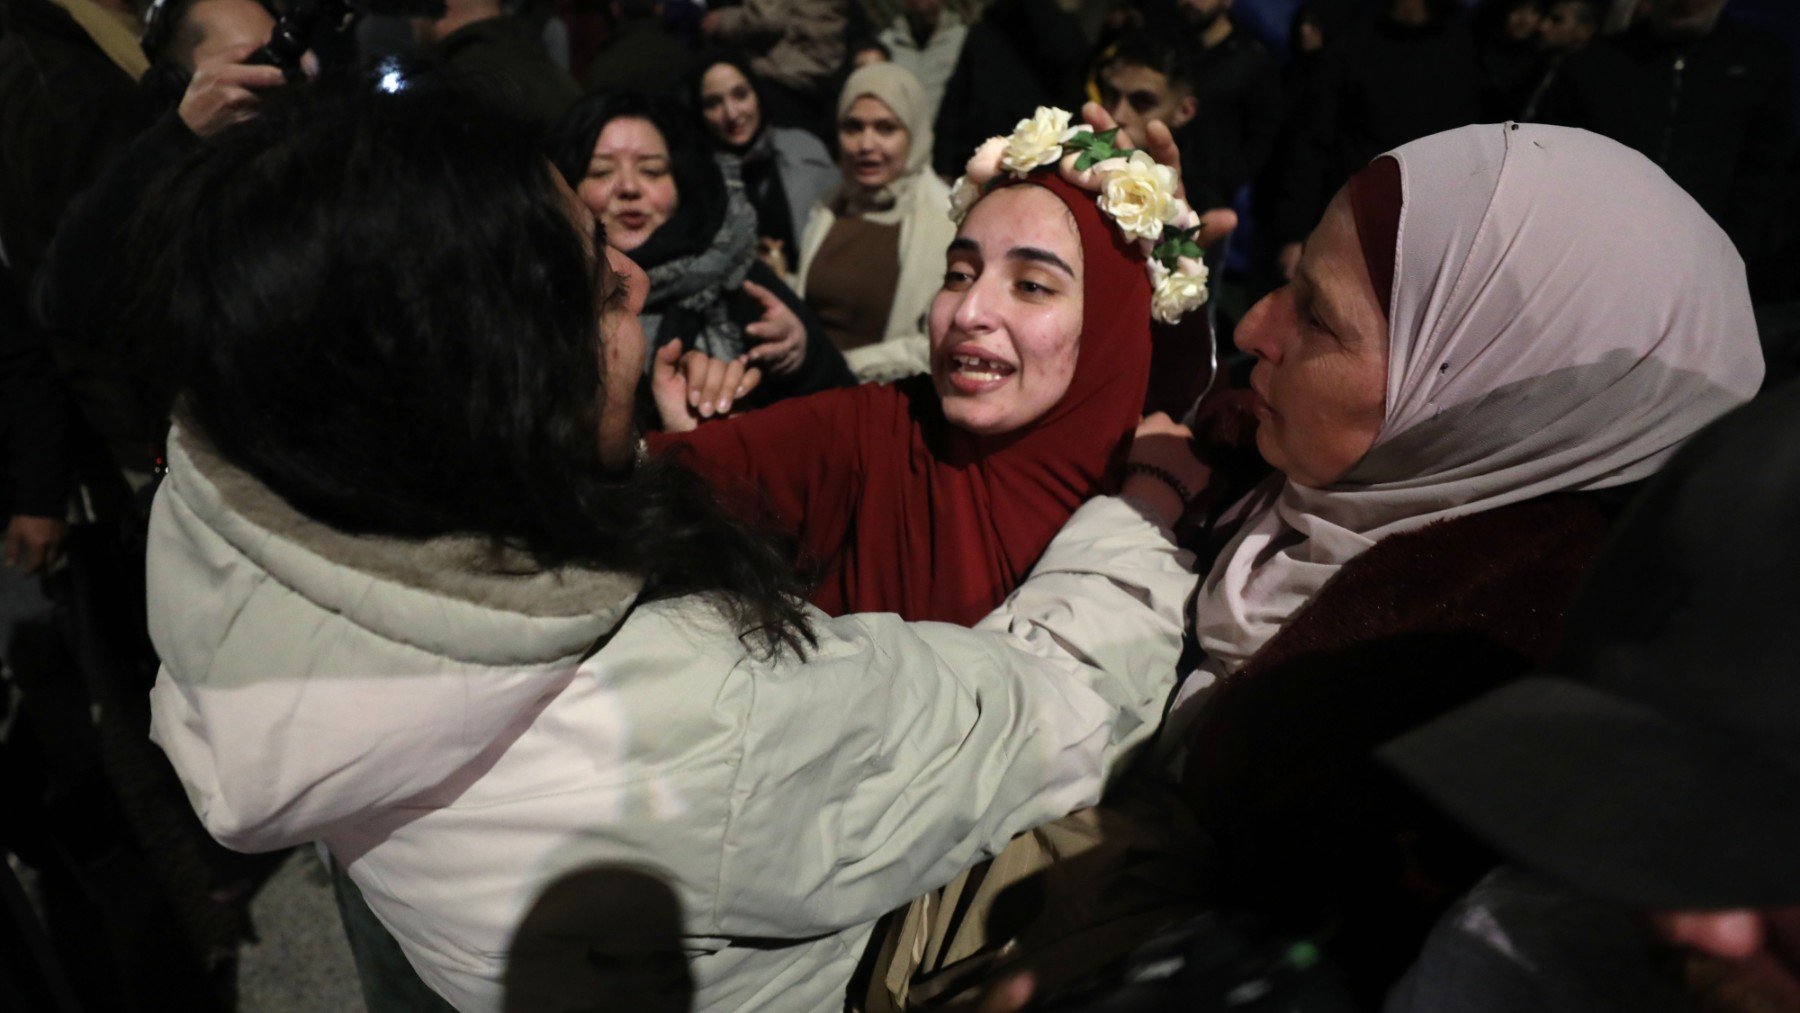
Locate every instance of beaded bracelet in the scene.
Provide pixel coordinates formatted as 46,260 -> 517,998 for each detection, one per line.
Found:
1124,461 -> 1196,507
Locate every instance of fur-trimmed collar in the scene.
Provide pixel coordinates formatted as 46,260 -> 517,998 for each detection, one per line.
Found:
165,424 -> 641,663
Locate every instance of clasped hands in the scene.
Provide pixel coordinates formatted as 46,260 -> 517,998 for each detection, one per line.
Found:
651,279 -> 806,432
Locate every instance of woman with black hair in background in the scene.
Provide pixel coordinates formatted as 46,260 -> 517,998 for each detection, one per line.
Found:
548,90 -> 853,411
135,71 -> 1193,1011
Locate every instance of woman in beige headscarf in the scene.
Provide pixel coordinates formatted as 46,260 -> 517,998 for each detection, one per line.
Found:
794,62 -> 955,383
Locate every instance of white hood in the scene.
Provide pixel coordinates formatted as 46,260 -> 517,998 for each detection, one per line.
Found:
147,427 -> 641,852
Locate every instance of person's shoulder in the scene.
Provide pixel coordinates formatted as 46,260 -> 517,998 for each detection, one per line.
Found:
771,125 -> 832,162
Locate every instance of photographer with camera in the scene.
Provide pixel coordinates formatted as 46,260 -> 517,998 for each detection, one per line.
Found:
35,0 -> 292,477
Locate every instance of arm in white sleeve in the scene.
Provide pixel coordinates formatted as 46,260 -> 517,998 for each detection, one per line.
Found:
711,496 -> 1194,938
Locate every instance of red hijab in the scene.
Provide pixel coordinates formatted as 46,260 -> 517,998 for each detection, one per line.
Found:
650,173 -> 1153,626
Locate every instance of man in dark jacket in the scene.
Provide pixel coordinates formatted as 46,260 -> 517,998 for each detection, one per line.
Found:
0,0 -> 148,293
416,0 -> 580,129
1175,0 -> 1281,201
36,0 -> 285,473
1267,0 -> 1482,280
1534,0 -> 1795,298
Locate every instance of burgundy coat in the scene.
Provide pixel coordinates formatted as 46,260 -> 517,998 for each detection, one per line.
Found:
1178,492 -> 1617,1001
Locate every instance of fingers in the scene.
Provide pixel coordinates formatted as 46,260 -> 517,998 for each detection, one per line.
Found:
1198,207 -> 1238,244
1144,120 -> 1186,202
653,338 -> 685,378
740,278 -> 784,315
215,62 -> 289,91
743,328 -> 805,376
973,972 -> 1034,1013
681,352 -> 751,417
179,58 -> 287,135
1134,411 -> 1185,437
1081,101 -> 1118,137
649,341 -> 700,432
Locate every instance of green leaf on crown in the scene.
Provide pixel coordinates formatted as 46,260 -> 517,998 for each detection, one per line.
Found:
1152,224 -> 1206,266
1067,128 -> 1122,171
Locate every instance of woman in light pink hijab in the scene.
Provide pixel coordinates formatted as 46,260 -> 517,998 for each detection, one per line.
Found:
875,121 -> 1767,1009
1169,121 -> 1765,734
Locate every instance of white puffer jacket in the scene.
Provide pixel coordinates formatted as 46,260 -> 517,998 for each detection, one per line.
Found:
146,426 -> 1194,1011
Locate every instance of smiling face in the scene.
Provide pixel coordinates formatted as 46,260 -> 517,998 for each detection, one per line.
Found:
838,95 -> 911,192
577,116 -> 678,254
698,62 -> 761,149
1234,186 -> 1388,487
930,185 -> 1085,436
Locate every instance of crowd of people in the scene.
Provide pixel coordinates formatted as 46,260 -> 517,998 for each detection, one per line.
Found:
1,0 -> 1798,1010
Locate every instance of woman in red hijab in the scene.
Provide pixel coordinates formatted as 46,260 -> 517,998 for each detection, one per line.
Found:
646,135 -> 1194,626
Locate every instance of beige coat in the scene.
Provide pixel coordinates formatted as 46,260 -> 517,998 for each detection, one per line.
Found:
146,425 -> 1194,1011
795,170 -> 955,383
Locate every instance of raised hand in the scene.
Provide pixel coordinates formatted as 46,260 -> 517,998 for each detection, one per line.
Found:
178,41 -> 287,137
3,514 -> 65,575
741,279 -> 807,376
1081,102 -> 1238,247
650,339 -> 763,432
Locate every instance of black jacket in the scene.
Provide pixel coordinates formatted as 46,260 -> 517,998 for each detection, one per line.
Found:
1182,493 -> 1617,1004
1190,21 -> 1283,200
0,268 -> 68,518
436,15 -> 581,131
1268,15 -> 1483,247
581,18 -> 695,99
35,109 -> 196,472
0,0 -> 148,291
930,0 -> 1087,178
1534,17 -> 1796,289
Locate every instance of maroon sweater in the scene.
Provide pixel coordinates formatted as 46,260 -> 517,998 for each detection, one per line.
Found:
1179,492 -> 1616,1001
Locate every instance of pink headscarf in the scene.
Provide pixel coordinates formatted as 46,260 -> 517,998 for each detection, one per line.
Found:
1182,122 -> 1764,709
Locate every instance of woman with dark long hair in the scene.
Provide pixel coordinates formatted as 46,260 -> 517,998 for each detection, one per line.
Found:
690,51 -> 838,271
135,71 -> 1193,1011
548,90 -> 853,407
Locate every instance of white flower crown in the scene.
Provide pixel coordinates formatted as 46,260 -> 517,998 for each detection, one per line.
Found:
948,107 -> 1211,325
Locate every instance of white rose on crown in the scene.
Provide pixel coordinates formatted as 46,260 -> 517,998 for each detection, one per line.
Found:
943,108 -> 1212,324
1001,107 -> 1083,177
1096,150 -> 1183,243
1149,256 -> 1210,325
